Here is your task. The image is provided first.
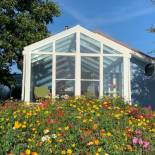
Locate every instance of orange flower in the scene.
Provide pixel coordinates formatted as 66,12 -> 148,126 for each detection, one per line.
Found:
126,145 -> 133,152
94,139 -> 99,145
93,124 -> 98,130
31,152 -> 38,155
100,129 -> 105,138
83,130 -> 92,136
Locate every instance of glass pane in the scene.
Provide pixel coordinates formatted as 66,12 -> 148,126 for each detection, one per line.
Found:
56,56 -> 75,79
80,33 -> 100,53
103,57 -> 123,96
56,80 -> 75,96
31,54 -> 52,101
32,43 -> 53,52
55,33 -> 76,53
81,57 -> 99,79
103,44 -> 121,54
81,81 -> 99,97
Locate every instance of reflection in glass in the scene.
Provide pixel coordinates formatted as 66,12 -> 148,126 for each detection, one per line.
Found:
80,33 -> 100,53
56,33 -> 76,53
81,81 -> 99,97
31,54 -> 52,101
103,44 -> 121,54
56,80 -> 75,96
32,43 -> 53,53
56,56 -> 75,79
103,57 -> 123,97
81,57 -> 99,79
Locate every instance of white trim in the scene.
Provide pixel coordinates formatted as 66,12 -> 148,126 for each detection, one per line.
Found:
21,54 -> 25,101
24,52 -> 31,102
100,43 -> 103,98
81,79 -> 100,81
128,59 -> 132,104
52,41 -> 56,98
56,79 -> 75,81
123,56 -> 131,101
75,31 -> 81,96
56,53 -> 76,56
31,52 -> 53,55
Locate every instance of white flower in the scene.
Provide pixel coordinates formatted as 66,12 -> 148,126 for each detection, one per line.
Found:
63,94 -> 69,100
55,95 -> 60,99
51,134 -> 57,139
41,135 -> 50,142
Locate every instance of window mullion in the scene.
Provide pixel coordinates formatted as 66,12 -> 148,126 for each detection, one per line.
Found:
75,31 -> 81,96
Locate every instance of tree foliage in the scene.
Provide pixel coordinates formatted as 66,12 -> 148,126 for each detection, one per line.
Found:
0,0 -> 60,87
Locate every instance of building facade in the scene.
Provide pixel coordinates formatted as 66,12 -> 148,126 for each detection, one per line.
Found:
22,25 -> 155,106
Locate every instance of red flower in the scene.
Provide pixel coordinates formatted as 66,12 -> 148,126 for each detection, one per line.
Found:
56,108 -> 64,117
39,102 -> 47,108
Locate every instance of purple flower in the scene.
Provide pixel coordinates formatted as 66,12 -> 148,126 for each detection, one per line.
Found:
143,141 -> 150,149
132,137 -> 138,145
138,138 -> 143,145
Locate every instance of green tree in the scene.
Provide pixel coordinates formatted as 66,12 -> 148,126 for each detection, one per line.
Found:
0,0 -> 60,87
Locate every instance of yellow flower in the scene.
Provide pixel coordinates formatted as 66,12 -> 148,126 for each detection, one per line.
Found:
25,149 -> 31,155
58,127 -> 62,130
13,121 -> 21,129
57,139 -> 63,142
107,132 -> 112,137
96,153 -> 99,155
61,150 -> 66,154
64,126 -> 69,131
67,149 -> 72,155
22,124 -> 26,128
72,143 -> 76,147
97,148 -> 102,152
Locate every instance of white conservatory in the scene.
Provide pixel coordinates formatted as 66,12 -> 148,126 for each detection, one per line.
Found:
22,25 -> 155,103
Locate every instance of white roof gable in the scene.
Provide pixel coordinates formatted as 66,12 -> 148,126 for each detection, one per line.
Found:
23,25 -> 154,62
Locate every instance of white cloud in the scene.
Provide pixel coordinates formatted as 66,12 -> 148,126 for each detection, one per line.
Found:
59,1 -> 155,27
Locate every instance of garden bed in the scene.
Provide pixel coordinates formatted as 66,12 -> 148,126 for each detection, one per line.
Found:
0,97 -> 155,155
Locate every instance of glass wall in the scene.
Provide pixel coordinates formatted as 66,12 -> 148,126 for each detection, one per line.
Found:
81,57 -> 100,97
103,57 -> 123,96
56,33 -> 76,53
28,31 -> 128,101
56,56 -> 75,96
32,43 -> 53,53
80,33 -> 100,53
31,54 -> 52,101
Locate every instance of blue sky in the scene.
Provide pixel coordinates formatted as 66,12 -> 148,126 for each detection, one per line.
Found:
48,0 -> 155,56
12,0 -> 155,73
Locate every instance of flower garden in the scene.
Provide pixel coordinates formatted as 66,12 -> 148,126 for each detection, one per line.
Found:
0,97 -> 155,155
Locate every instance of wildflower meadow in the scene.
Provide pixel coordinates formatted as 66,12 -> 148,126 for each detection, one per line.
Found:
0,97 -> 155,155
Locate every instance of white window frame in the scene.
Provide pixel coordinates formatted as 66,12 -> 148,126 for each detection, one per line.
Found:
22,25 -> 131,102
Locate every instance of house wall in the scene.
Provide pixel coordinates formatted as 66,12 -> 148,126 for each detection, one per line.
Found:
131,56 -> 155,109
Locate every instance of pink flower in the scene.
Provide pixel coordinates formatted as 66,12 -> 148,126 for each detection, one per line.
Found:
138,138 -> 143,145
135,129 -> 142,136
132,137 -> 138,145
143,141 -> 150,149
